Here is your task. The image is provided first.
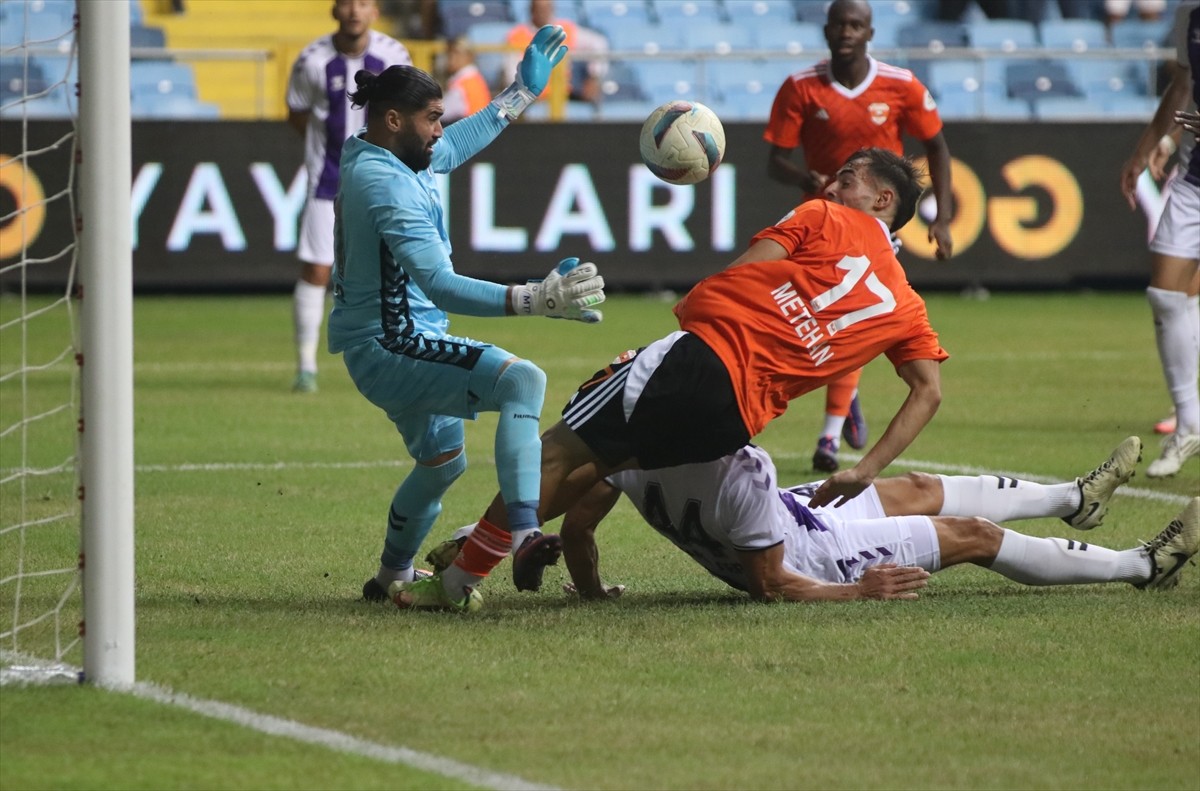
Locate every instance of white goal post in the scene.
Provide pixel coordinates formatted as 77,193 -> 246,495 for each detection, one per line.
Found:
77,0 -> 135,686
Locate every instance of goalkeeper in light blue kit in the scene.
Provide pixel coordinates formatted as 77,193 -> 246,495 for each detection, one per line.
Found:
330,26 -> 606,611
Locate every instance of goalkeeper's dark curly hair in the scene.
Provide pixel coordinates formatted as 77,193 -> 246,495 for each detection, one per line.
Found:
348,65 -> 442,119
844,148 -> 927,233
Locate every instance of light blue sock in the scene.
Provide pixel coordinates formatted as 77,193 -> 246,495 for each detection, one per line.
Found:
379,451 -> 467,572
491,359 -> 546,532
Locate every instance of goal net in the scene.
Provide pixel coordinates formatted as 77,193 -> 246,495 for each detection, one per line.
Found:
1,0 -> 134,687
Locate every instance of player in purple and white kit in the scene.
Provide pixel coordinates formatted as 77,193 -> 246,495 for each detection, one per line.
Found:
549,437 -> 1198,602
286,0 -> 411,393
1119,1 -> 1200,477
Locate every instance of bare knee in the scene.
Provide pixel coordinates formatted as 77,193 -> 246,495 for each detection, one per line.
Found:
877,471 -> 943,516
934,516 -> 1004,568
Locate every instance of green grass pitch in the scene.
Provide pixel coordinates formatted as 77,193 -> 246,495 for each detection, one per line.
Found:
1,291 -> 1197,790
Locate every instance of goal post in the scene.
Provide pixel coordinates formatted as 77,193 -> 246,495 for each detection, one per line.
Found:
77,0 -> 135,687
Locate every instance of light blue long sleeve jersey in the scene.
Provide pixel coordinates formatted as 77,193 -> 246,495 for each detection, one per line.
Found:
328,108 -> 511,353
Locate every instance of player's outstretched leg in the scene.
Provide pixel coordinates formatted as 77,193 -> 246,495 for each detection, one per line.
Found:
1063,436 -> 1143,530
388,575 -> 483,612
363,568 -> 432,602
1135,497 -> 1200,591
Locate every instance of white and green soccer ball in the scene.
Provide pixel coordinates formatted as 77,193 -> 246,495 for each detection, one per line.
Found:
638,100 -> 726,186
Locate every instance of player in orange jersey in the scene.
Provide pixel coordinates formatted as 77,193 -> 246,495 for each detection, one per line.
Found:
764,0 -> 954,474
403,148 -> 948,608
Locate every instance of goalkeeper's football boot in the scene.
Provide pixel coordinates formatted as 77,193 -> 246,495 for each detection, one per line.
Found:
361,568 -> 432,602
292,370 -> 318,394
811,436 -> 839,473
1146,432 -> 1200,478
1063,436 -> 1142,531
512,531 -> 562,592
389,574 -> 482,612
1135,497 -> 1200,591
425,535 -> 468,573
842,394 -> 868,450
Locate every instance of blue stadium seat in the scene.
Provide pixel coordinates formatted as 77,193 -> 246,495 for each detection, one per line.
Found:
753,22 -> 824,55
0,83 -> 73,118
129,25 -> 166,50
1031,95 -> 1104,120
132,93 -> 221,120
710,88 -> 773,120
1101,92 -> 1159,119
709,56 -> 773,95
0,58 -> 47,103
980,95 -> 1032,120
896,21 -> 968,51
439,1 -> 511,39
928,59 -> 996,99
130,61 -> 198,100
580,0 -> 652,30
505,0 -> 581,23
684,21 -> 755,53
1006,58 -> 1083,100
635,58 -> 707,103
794,0 -> 832,24
933,88 -> 984,119
601,20 -> 684,53
1109,18 -> 1171,50
1037,19 -> 1108,52
738,0 -> 798,26
597,97 -> 655,120
873,0 -> 935,24
598,59 -> 649,102
1063,57 -> 1149,100
966,19 -> 1038,51
35,54 -> 77,87
651,0 -> 726,24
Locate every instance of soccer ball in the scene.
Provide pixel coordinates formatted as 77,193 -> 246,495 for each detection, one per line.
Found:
638,100 -> 725,185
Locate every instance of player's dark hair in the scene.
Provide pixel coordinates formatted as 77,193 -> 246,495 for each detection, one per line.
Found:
845,148 -> 925,232
349,65 -> 442,119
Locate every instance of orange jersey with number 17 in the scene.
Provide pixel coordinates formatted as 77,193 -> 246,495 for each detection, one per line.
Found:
674,200 -> 948,437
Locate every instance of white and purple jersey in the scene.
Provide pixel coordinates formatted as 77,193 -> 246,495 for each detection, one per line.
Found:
287,31 -> 411,200
607,445 -> 938,591
1184,3 -> 1200,186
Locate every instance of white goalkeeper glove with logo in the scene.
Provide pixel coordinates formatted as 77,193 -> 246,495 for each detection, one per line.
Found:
510,257 -> 605,323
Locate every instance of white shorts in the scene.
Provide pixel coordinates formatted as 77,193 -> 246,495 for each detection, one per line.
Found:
297,196 -> 335,266
1149,174 -> 1200,260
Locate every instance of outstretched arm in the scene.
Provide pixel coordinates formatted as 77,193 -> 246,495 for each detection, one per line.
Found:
1120,60 -> 1192,210
921,130 -> 954,260
560,478 -> 624,600
807,357 -> 942,508
766,144 -> 828,195
738,543 -> 928,602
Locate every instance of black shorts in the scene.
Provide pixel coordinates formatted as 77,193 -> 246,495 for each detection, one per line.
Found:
562,331 -> 751,470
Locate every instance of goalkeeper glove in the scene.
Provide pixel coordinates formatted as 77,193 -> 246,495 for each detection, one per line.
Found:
494,24 -> 568,121
510,257 -> 605,323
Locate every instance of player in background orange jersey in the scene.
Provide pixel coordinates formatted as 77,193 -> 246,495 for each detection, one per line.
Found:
415,148 -> 947,607
764,0 -> 954,475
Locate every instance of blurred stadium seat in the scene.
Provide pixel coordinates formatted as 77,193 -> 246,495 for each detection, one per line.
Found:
602,19 -> 685,53
130,61 -> 198,100
1101,92 -> 1160,119
131,93 -> 221,119
685,21 -> 756,54
1006,58 -> 1083,100
439,0 -> 512,39
651,0 -> 726,24
596,97 -> 654,120
1037,19 -> 1108,52
897,21 -> 968,51
0,58 -> 47,103
129,24 -> 167,50
1031,95 -> 1104,119
966,19 -> 1038,52
580,0 -> 652,30
598,59 -> 649,102
1109,17 -> 1172,49
635,58 -> 706,103
741,0 -> 798,26
753,22 -> 825,55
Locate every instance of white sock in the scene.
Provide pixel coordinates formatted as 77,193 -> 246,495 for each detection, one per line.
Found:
375,564 -> 413,588
1147,287 -> 1200,436
937,475 -> 1078,522
510,526 -> 539,554
990,529 -> 1149,586
293,279 -> 327,375
821,414 -> 846,439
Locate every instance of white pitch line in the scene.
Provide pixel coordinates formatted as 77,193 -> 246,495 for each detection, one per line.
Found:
0,651 -> 560,791
132,454 -> 1193,507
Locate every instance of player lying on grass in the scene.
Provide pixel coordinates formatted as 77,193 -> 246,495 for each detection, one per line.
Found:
426,436 -> 1199,603
391,147 -> 948,610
